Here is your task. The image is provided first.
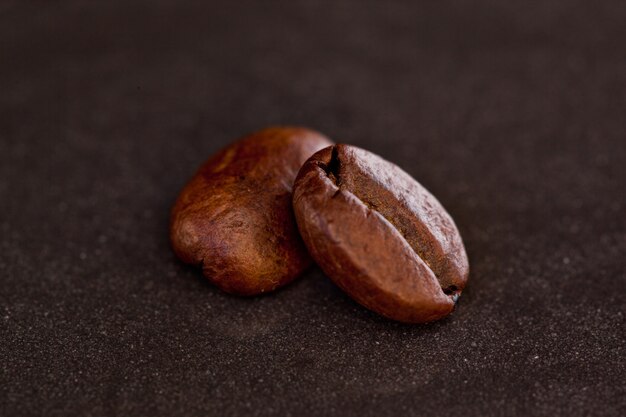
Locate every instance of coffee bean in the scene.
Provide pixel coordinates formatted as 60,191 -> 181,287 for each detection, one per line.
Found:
170,127 -> 332,295
292,144 -> 469,323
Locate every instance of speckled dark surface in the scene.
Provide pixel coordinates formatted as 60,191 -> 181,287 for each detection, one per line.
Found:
1,1 -> 625,416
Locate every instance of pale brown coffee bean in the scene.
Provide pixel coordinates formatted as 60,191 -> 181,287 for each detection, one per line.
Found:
292,144 -> 469,323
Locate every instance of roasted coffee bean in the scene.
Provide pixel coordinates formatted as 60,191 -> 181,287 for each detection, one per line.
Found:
170,127 -> 332,295
292,145 -> 469,323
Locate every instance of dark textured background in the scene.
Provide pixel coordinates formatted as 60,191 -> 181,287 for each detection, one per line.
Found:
1,1 -> 625,416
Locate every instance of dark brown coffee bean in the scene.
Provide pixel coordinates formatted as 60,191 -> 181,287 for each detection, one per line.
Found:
170,127 -> 332,295
292,144 -> 469,323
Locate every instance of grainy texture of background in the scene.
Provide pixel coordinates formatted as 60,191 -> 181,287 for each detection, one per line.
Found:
1,1 -> 625,416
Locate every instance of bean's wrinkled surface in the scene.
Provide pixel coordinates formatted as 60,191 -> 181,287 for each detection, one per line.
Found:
292,144 -> 469,323
170,127 -> 332,295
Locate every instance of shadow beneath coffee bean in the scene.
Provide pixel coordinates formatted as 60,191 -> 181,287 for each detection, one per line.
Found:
169,252 -> 464,337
